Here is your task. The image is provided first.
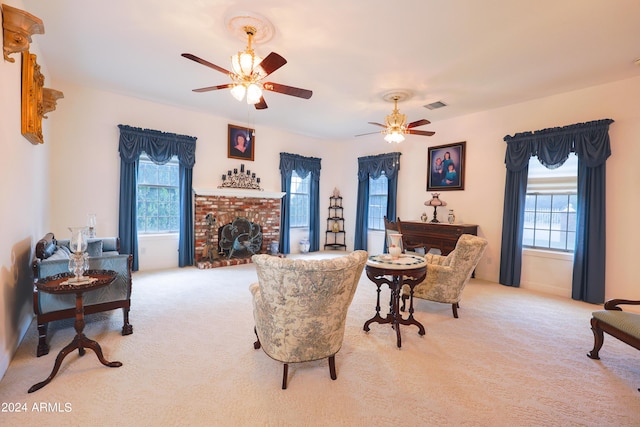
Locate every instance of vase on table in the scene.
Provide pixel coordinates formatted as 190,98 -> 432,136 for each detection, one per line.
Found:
68,226 -> 89,283
387,233 -> 403,259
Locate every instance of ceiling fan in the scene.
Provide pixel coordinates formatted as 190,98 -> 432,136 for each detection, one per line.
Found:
181,25 -> 312,110
356,92 -> 435,143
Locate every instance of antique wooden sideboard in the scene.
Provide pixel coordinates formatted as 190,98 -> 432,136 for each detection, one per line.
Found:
397,220 -> 478,255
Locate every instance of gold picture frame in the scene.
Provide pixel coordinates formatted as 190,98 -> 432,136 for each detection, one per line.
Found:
21,51 -> 44,144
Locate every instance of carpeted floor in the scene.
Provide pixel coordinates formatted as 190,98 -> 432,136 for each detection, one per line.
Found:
1,253 -> 638,426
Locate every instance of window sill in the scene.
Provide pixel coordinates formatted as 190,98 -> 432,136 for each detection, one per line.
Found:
522,248 -> 573,261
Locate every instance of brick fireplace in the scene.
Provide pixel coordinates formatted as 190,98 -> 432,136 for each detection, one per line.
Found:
193,188 -> 285,268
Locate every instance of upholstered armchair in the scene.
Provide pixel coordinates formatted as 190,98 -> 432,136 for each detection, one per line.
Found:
249,250 -> 367,389
401,234 -> 487,318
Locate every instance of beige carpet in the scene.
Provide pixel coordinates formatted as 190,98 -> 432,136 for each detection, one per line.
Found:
1,253 -> 638,426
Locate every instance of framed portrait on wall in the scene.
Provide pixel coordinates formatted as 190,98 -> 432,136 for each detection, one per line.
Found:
427,141 -> 466,191
228,124 -> 255,161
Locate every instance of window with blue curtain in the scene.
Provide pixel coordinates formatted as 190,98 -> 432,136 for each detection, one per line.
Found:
279,153 -> 321,254
499,118 -> 613,304
354,152 -> 401,251
118,124 -> 197,271
368,173 -> 388,231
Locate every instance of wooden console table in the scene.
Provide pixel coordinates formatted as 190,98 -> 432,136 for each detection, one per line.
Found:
398,221 -> 478,255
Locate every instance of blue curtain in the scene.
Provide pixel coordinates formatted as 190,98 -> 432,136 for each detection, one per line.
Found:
118,124 -> 197,270
499,119 -> 613,303
354,152 -> 401,251
279,153 -> 321,254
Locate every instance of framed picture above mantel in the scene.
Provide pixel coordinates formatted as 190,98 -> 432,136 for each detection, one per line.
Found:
228,124 -> 255,161
427,141 -> 466,191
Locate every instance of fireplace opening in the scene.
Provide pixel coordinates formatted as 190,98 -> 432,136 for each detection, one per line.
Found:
218,217 -> 263,259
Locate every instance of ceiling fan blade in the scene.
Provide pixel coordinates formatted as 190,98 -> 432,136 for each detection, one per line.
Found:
263,82 -> 313,99
407,129 -> 436,136
192,84 -> 233,93
355,131 -> 383,137
181,53 -> 231,75
407,119 -> 431,128
258,52 -> 287,77
367,122 -> 387,128
254,97 -> 268,110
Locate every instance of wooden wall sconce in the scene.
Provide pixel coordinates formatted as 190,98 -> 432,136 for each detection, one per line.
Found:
2,4 -> 45,63
42,88 -> 64,118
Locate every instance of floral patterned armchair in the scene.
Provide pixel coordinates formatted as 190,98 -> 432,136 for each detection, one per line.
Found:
249,250 -> 367,389
401,234 -> 487,318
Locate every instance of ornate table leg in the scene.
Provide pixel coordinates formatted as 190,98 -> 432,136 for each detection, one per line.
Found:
391,275 -> 403,348
363,280 -> 386,332
28,291 -> 121,393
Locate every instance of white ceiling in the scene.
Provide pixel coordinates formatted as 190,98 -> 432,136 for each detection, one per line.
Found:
18,0 -> 640,140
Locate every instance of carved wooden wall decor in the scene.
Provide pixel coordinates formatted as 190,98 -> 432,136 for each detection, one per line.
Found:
1,4 -> 44,63
21,51 -> 45,144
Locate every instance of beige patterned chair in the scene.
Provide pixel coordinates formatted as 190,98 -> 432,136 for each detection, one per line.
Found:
401,234 -> 487,318
250,250 -> 367,389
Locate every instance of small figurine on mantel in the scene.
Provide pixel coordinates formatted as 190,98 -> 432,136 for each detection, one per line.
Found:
332,187 -> 340,198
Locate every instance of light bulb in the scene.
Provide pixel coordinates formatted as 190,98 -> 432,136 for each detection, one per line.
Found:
230,84 -> 246,101
246,83 -> 263,104
384,131 -> 405,143
231,52 -> 262,76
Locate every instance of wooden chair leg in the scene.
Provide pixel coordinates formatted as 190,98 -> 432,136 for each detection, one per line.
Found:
121,307 -> 133,335
253,327 -> 261,350
452,303 -> 459,318
328,355 -> 337,380
587,317 -> 604,360
282,363 -> 288,389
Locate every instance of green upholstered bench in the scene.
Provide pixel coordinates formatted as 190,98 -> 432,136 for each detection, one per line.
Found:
587,299 -> 640,361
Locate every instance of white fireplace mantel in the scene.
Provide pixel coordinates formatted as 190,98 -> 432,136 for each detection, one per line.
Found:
193,188 -> 285,199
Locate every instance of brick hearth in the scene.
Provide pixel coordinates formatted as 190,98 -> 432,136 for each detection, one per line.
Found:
193,188 -> 285,269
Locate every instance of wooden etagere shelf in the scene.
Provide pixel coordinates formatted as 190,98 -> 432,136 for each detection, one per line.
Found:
324,196 -> 346,250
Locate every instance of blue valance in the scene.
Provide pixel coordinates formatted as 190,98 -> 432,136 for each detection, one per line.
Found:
357,152 -> 401,180
118,124 -> 197,168
279,152 -> 321,179
504,119 -> 613,171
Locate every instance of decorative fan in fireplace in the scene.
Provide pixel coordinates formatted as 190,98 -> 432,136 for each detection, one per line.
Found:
219,217 -> 263,259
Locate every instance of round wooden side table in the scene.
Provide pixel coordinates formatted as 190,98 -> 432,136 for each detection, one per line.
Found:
28,269 -> 122,393
363,254 -> 427,348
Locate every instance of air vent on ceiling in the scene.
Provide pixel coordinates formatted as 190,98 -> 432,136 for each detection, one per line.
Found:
424,101 -> 447,110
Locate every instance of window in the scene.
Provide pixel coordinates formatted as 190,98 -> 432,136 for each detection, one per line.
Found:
523,154 -> 577,252
368,173 -> 388,230
137,154 -> 180,234
289,170 -> 310,228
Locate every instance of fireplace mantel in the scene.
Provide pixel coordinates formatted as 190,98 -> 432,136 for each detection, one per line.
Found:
193,188 -> 285,199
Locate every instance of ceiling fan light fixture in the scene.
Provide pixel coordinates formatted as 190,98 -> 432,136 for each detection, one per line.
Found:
231,51 -> 262,77
246,83 -> 263,104
230,84 -> 246,101
384,130 -> 405,143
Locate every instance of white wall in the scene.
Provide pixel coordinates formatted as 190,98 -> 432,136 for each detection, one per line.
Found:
0,0 -> 50,379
